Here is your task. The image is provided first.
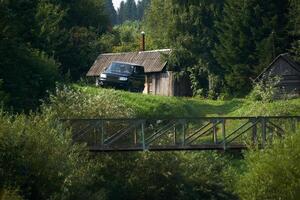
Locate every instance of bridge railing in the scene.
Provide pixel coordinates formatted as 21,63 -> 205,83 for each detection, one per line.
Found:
61,116 -> 300,151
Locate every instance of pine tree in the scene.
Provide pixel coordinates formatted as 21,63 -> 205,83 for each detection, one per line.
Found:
143,0 -> 174,49
289,0 -> 300,62
118,1 -> 126,24
117,0 -> 149,23
104,0 -> 117,25
214,0 -> 290,96
124,0 -> 137,21
145,0 -> 225,96
137,0 -> 150,20
0,0 -> 110,111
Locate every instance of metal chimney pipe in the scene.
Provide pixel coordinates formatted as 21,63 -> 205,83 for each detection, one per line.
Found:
141,31 -> 145,51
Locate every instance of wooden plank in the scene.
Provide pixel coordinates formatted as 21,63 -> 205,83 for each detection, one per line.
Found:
88,144 -> 247,152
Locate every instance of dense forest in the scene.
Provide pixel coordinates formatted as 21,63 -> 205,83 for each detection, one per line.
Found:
1,1 -> 300,200
116,0 -> 150,24
144,0 -> 300,97
1,0 -> 299,112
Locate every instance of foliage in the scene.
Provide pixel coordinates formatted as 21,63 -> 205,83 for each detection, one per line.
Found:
44,85 -> 134,119
0,80 -> 9,108
0,42 -> 59,112
33,0 -> 110,81
93,151 -> 237,200
117,0 -> 150,24
247,76 -> 282,102
0,188 -> 23,200
1,84 -> 300,200
214,0 -> 290,96
104,0 -> 117,25
98,21 -> 143,53
235,130 -> 300,200
290,40 -> 300,62
289,0 -> 300,62
0,0 -> 111,112
0,110 -> 107,200
143,0 -> 299,97
144,0 -> 226,97
143,0 -> 173,49
0,105 -> 238,200
67,85 -> 300,118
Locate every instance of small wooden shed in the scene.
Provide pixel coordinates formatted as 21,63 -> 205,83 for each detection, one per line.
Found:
256,53 -> 300,94
86,49 -> 191,96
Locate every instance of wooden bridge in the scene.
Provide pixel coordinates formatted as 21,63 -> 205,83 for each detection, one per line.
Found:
61,116 -> 300,152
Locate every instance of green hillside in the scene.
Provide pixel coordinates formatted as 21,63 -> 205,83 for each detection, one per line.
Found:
58,85 -> 300,119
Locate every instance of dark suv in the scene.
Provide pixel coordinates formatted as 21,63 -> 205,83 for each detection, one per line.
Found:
97,61 -> 145,92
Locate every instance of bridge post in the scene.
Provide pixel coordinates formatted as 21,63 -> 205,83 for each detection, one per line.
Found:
252,119 -> 257,145
181,120 -> 186,146
101,120 -> 105,146
173,124 -> 177,145
141,120 -> 146,150
212,119 -> 218,144
134,126 -> 137,145
261,117 -> 267,148
95,120 -> 101,146
222,119 -> 226,150
292,118 -> 296,133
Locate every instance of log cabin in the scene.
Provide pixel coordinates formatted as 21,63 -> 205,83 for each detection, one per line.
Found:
256,53 -> 300,95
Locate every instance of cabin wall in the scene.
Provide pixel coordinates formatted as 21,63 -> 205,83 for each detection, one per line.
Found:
265,59 -> 300,94
143,72 -> 192,96
143,72 -> 175,96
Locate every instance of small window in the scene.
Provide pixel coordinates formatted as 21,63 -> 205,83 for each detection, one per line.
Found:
134,66 -> 144,74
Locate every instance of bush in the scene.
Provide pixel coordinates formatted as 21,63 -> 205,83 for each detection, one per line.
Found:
0,111 -> 105,200
247,76 -> 281,102
0,188 -> 23,200
92,151 -> 237,200
235,131 -> 300,200
0,41 -> 59,112
44,85 -> 134,119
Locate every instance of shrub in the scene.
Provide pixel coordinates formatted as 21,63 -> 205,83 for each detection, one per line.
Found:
0,111 -> 106,200
92,151 -> 237,200
247,75 -> 281,102
0,188 -> 23,200
44,85 -> 134,119
235,131 -> 300,200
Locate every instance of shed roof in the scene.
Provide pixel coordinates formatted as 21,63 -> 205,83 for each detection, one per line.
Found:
86,49 -> 172,76
256,53 -> 300,81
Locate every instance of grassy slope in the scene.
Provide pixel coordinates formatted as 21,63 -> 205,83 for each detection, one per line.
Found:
75,85 -> 300,117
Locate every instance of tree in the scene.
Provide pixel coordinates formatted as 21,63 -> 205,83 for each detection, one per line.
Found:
0,42 -> 59,112
99,21 -> 141,53
143,0 -> 174,49
214,0 -> 290,96
0,0 -> 61,112
125,0 -> 137,21
0,111 -> 107,200
144,0 -> 225,97
117,0 -> 149,24
137,0 -> 150,20
117,1 -> 126,24
104,0 -> 117,25
0,0 -> 110,111
289,0 -> 300,62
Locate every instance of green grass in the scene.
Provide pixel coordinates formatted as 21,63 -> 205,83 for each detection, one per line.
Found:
73,85 -> 300,118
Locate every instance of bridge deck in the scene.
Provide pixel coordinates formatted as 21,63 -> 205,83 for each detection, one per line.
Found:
62,116 -> 300,152
89,144 -> 247,152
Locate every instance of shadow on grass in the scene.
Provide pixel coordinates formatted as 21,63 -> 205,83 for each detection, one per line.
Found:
133,99 -> 245,118
184,99 -> 245,117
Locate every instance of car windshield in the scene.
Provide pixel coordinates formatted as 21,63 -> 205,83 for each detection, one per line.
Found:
105,62 -> 134,74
